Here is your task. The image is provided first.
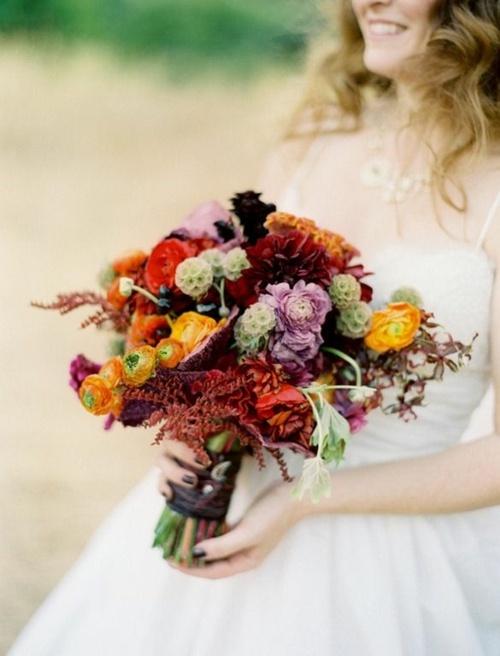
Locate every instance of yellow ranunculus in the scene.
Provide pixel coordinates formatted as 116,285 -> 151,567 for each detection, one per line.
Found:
364,302 -> 421,353
122,345 -> 156,386
170,312 -> 218,354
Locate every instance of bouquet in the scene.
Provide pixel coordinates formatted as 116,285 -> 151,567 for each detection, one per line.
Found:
35,191 -> 473,566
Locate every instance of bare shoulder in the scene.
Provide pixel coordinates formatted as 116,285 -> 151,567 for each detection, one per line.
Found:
482,156 -> 500,262
257,105 -> 360,203
257,135 -> 312,201
463,151 -> 500,264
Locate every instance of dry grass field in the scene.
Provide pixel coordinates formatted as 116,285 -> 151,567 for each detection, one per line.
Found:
0,43 -> 298,652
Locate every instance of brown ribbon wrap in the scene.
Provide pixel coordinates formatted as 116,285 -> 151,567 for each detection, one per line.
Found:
167,450 -> 243,521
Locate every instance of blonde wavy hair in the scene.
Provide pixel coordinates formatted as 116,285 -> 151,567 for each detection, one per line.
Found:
290,0 -> 500,207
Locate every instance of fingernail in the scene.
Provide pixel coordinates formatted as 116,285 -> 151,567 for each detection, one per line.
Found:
182,474 -> 196,485
194,456 -> 206,466
192,546 -> 206,559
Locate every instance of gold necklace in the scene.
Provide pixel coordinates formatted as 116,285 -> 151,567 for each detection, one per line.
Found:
360,127 -> 431,204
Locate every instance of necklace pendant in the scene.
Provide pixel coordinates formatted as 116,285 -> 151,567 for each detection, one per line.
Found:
361,157 -> 430,203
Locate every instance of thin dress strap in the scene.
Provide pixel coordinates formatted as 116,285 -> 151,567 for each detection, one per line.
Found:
475,191 -> 500,250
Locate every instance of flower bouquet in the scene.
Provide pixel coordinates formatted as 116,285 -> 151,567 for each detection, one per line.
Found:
35,191 -> 473,566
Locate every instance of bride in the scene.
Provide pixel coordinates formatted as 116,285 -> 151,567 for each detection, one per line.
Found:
9,0 -> 500,654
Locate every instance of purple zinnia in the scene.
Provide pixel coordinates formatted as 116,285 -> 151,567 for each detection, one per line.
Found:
261,280 -> 332,365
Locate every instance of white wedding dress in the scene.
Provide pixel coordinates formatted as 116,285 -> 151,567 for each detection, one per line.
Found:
9,191 -> 500,656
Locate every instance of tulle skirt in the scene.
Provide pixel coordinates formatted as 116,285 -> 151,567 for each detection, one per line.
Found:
8,448 -> 500,656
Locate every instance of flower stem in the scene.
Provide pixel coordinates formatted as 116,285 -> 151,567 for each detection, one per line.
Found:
215,279 -> 229,318
321,346 -> 362,387
302,389 -> 327,454
129,284 -> 159,306
128,284 -> 174,329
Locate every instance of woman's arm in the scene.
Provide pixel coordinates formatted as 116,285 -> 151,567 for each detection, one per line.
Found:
165,432 -> 500,580
164,245 -> 500,579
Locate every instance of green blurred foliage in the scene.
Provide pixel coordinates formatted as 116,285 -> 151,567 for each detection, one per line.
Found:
0,0 -> 317,75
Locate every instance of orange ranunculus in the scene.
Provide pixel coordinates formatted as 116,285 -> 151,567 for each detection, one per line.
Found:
156,338 -> 185,368
111,249 -> 148,276
364,302 -> 421,353
110,391 -> 124,417
106,277 -> 129,310
129,313 -> 170,347
122,345 -> 156,386
99,357 -> 124,388
170,312 -> 218,354
79,375 -> 114,415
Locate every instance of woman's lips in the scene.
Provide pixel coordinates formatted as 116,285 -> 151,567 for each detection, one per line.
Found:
366,21 -> 406,37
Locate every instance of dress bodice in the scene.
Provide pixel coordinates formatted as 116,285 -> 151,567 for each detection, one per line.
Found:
277,188 -> 498,465
345,241 -> 495,464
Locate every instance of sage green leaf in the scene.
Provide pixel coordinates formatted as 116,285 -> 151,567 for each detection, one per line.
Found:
310,403 -> 351,464
292,457 -> 332,504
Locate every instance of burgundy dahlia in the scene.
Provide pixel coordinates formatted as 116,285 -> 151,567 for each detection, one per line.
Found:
242,230 -> 334,299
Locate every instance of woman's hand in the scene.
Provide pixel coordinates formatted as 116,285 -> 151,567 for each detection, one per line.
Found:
169,481 -> 304,580
157,440 -> 205,501
157,443 -> 303,578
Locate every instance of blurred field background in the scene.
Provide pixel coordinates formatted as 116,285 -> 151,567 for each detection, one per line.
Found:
0,1 -> 316,651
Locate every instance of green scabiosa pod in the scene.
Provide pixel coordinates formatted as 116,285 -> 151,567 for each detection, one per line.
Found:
175,257 -> 214,299
336,301 -> 372,338
328,273 -> 361,309
234,302 -> 276,354
223,247 -> 250,281
390,286 -> 423,308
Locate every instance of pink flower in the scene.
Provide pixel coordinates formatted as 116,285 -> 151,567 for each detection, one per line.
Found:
174,200 -> 244,249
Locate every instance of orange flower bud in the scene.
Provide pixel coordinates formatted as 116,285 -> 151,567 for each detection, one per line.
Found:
156,338 -> 185,369
170,312 -> 217,354
122,345 -> 156,386
364,302 -> 421,353
79,375 -> 114,415
99,357 -> 124,388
